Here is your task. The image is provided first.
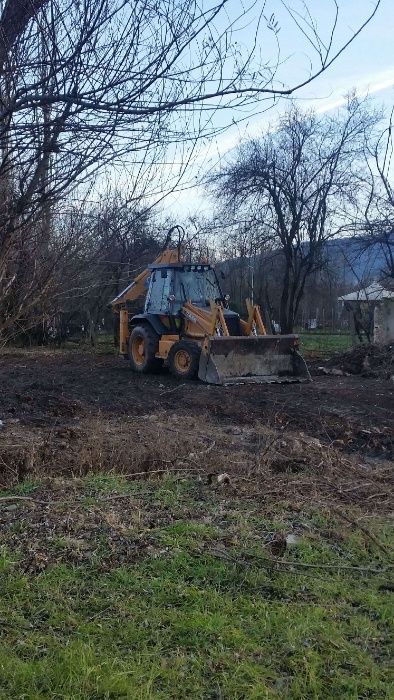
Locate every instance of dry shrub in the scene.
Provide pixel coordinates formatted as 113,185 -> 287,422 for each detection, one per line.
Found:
0,412 -> 392,514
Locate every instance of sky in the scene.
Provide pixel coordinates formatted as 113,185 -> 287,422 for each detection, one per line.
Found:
160,0 -> 394,217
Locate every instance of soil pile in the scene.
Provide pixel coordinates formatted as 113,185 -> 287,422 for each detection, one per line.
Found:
328,343 -> 394,378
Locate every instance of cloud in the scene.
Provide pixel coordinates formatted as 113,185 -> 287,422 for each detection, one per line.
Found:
313,66 -> 394,114
197,66 -> 394,165
160,67 -> 394,215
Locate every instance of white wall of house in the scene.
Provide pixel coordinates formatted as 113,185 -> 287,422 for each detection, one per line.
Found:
374,300 -> 394,343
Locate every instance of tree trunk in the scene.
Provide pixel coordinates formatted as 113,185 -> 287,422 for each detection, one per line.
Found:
86,310 -> 96,346
279,264 -> 291,333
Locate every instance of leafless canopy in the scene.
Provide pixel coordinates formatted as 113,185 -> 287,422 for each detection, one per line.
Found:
362,107 -> 394,281
0,0 -> 382,336
211,101 -> 379,332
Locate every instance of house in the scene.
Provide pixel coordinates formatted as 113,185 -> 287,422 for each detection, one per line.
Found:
338,282 -> 394,343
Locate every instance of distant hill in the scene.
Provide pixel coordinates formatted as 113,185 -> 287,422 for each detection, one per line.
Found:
324,236 -> 391,285
218,234 -> 392,288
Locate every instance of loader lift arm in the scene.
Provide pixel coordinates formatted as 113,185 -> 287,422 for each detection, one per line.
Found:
182,299 -> 266,338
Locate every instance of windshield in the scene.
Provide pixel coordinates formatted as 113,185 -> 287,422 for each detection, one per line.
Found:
174,267 -> 221,307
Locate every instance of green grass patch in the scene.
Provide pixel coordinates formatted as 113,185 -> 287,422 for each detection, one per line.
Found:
0,476 -> 392,699
62,333 -> 117,355
299,332 -> 352,354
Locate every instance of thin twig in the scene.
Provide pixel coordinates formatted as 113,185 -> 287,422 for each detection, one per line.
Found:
342,482 -> 374,493
0,495 -> 49,505
365,491 -> 391,501
0,468 -> 206,506
122,466 -> 204,478
210,548 -> 392,575
159,383 -> 186,396
330,506 -> 393,560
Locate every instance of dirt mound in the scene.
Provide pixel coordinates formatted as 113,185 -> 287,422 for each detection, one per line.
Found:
327,343 -> 393,378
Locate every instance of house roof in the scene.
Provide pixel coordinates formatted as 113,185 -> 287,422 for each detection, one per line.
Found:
339,281 -> 394,302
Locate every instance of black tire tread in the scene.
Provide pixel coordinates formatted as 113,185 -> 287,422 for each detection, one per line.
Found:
168,340 -> 201,380
128,324 -> 160,373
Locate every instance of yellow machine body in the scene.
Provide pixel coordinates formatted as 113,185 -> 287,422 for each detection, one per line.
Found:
110,249 -> 310,384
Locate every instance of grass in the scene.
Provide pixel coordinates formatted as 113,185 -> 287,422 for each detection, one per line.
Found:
4,329 -> 354,359
67,330 -> 354,357
0,475 -> 392,699
299,332 -> 353,354
61,334 -> 117,355
0,334 -> 117,357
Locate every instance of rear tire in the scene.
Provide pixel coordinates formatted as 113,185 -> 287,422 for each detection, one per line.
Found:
128,325 -> 161,374
168,340 -> 201,380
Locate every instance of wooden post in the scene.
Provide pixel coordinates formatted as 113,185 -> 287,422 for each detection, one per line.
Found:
119,309 -> 129,355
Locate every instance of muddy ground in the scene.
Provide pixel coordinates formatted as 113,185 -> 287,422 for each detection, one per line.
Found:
0,349 -> 393,512
0,349 -> 392,446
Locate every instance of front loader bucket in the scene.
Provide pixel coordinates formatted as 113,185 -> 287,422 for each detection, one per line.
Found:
198,335 -> 311,385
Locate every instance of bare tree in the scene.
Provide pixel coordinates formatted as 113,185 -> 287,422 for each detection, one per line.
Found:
362,107 -> 394,281
53,195 -> 161,345
0,0 -> 382,337
211,101 -> 379,333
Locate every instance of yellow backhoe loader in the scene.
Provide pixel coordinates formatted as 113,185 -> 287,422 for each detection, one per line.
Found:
110,248 -> 310,384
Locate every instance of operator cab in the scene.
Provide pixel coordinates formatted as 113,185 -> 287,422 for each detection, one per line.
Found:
145,263 -> 223,314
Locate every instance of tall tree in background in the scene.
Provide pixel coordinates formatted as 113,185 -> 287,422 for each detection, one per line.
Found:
48,195 -> 160,346
211,101 -> 378,332
0,0 -> 382,337
363,107 -> 394,281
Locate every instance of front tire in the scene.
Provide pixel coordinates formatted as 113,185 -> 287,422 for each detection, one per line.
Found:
168,340 -> 201,380
128,325 -> 161,373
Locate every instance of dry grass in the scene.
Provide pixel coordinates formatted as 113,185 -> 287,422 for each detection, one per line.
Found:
1,412 -> 392,517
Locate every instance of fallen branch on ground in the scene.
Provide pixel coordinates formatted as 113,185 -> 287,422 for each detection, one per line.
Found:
210,548 -> 393,576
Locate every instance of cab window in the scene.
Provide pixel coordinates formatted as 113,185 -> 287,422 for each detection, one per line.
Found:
174,267 -> 221,307
145,269 -> 172,312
